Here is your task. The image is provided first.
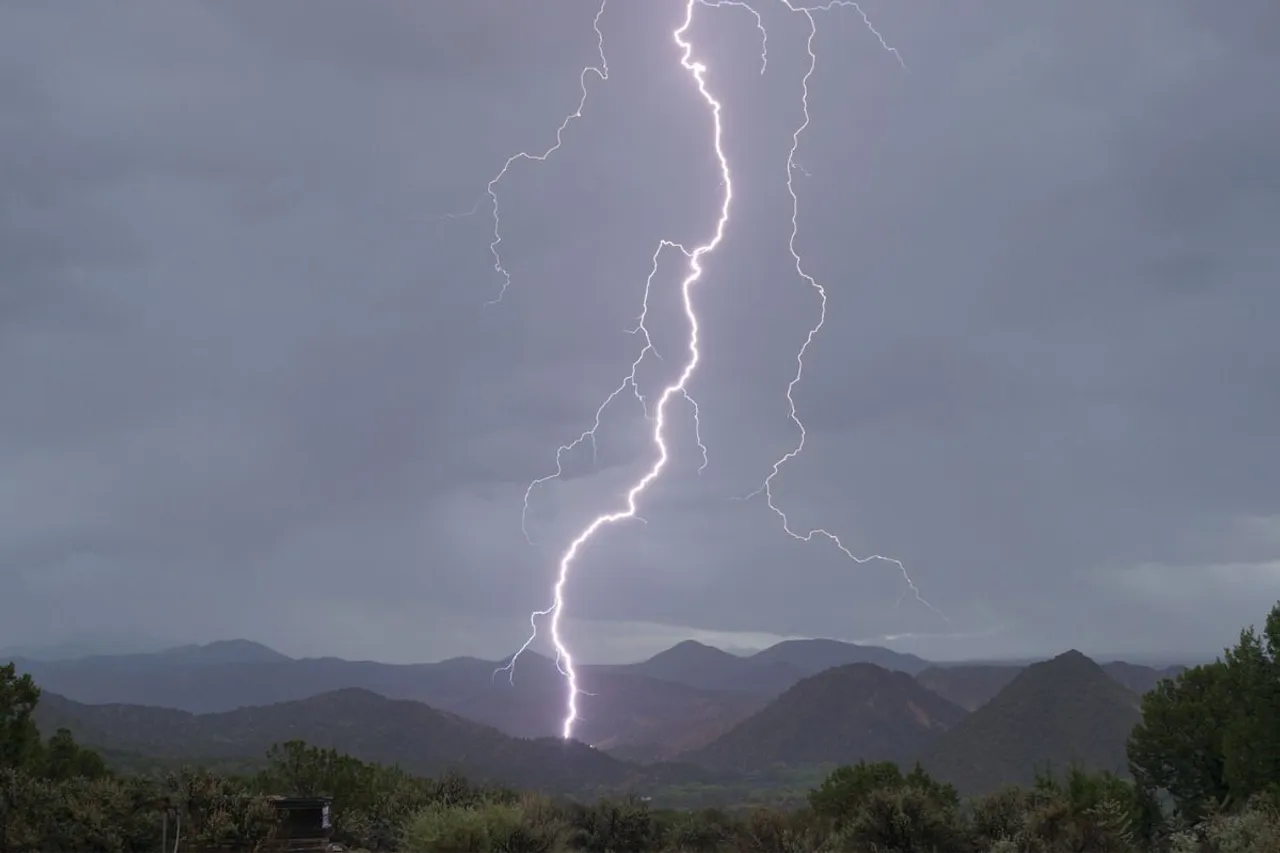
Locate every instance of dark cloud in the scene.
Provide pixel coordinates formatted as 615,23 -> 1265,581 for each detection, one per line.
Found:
1,0 -> 1276,664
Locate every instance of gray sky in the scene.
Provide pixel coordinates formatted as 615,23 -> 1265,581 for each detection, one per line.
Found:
2,0 -> 1277,665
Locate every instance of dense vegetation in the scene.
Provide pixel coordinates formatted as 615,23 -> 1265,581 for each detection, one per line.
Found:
2,601 -> 1278,851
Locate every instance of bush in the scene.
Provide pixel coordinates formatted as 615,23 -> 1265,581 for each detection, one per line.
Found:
970,785 -> 1031,849
1169,796 -> 1280,853
730,805 -> 826,853
402,800 -> 533,852
563,796 -> 659,852
829,785 -> 969,853
660,807 -> 734,852
401,795 -> 565,853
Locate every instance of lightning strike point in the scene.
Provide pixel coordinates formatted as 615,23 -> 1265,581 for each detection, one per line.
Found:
503,0 -> 735,740
480,0 -> 932,744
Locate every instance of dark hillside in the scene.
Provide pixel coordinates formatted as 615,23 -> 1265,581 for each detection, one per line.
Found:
917,658 -> 1185,712
914,664 -> 1022,711
32,688 -> 718,794
916,650 -> 1142,795
13,649 -> 756,761
605,640 -> 806,695
748,638 -> 931,677
682,662 -> 966,772
1101,660 -> 1186,695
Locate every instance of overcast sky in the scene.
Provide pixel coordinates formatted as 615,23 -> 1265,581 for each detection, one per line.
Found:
2,0 -> 1277,665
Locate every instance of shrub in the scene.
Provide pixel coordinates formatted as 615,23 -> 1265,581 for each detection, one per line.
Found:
1170,796 -> 1280,853
402,801 -> 528,852
830,785 -> 969,853
970,785 -> 1031,849
660,807 -> 734,852
730,805 -> 826,853
564,796 -> 658,852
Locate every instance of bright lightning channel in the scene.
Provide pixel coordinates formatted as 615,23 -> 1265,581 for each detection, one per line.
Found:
495,0 -> 734,741
474,0 -> 941,742
520,238 -> 693,546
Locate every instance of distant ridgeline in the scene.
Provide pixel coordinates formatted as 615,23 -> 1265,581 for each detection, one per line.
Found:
4,631 -> 1210,796
4,599 -> 1280,850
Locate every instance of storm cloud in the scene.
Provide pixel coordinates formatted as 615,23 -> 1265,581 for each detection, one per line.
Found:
1,0 -> 1277,664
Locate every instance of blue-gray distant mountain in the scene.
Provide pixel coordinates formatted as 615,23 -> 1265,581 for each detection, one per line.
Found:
607,641 -> 807,695
750,638 -> 932,676
7,636 -> 927,763
605,638 -> 931,695
156,639 -> 293,664
8,643 -> 764,763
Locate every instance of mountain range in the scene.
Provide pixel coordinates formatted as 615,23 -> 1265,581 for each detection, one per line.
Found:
9,637 -> 926,761
32,688 -> 691,796
12,638 -> 1184,796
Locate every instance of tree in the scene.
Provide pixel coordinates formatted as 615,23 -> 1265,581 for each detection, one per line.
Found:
1219,606 -> 1280,802
0,664 -> 41,770
809,761 -> 904,827
1129,658 -> 1232,820
1128,600 -> 1280,819
41,727 -> 108,782
809,760 -> 957,835
837,785 -> 970,853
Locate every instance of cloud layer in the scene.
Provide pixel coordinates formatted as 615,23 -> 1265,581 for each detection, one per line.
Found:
2,0 -> 1277,663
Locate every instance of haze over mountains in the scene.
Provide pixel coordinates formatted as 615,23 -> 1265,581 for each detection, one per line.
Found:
9,636 -> 1186,796
9,637 -> 926,759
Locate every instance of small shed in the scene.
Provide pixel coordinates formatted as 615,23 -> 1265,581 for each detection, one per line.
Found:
260,795 -> 335,852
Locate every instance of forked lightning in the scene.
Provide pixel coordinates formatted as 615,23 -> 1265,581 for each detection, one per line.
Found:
742,1 -> 944,621
460,0 -> 937,741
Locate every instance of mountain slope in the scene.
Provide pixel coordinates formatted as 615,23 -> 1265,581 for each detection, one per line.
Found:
32,688 -> 712,794
914,664 -> 1023,711
603,638 -> 931,697
916,650 -> 1142,795
682,662 -> 966,772
604,641 -> 807,696
157,639 -> 292,664
568,672 -> 769,761
12,649 -> 756,761
916,659 -> 1185,712
750,639 -> 932,677
1101,661 -> 1186,695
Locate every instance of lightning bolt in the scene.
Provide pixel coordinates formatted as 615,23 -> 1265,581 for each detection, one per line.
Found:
737,1 -> 943,620
701,1 -> 769,74
469,0 -> 939,742
492,0 -> 734,740
463,1 -> 609,307
801,0 -> 905,69
520,239 -> 692,545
